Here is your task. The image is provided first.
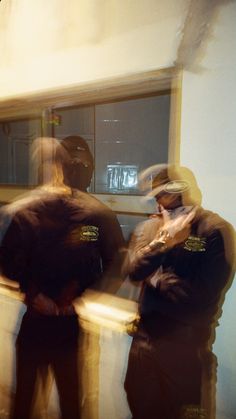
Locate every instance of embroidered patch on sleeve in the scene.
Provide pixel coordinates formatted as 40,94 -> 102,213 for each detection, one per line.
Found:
180,404 -> 207,419
80,225 -> 99,241
184,236 -> 206,252
67,225 -> 99,244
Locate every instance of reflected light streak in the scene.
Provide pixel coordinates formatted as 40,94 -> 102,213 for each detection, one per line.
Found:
76,291 -> 138,333
84,301 -> 134,322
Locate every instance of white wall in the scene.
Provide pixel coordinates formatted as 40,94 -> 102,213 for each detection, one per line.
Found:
180,3 -> 236,418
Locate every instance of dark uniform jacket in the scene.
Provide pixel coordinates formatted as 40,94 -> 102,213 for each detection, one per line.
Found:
0,188 -> 124,309
127,207 -> 235,343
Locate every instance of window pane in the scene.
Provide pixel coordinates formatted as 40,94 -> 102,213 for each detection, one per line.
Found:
0,119 -> 41,186
95,94 -> 170,194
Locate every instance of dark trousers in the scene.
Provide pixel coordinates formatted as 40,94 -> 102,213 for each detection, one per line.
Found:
11,312 -> 80,419
125,336 -> 204,419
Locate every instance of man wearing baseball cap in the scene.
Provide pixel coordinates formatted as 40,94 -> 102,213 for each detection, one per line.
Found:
124,164 -> 235,419
0,136 -> 124,419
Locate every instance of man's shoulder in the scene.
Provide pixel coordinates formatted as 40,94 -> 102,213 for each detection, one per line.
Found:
0,189 -> 72,232
196,208 -> 235,261
72,190 -> 117,217
0,191 -> 40,225
197,207 -> 234,234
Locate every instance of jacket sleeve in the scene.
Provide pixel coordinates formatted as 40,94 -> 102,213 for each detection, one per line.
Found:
128,216 -> 235,304
151,223 -> 235,319
100,211 -> 125,271
94,208 -> 126,292
189,224 -> 235,308
125,219 -> 167,281
0,213 -> 32,291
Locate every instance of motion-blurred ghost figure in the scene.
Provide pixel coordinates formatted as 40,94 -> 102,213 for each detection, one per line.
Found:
0,136 -> 124,419
124,164 -> 235,419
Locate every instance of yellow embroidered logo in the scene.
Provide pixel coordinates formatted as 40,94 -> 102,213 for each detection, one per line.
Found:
180,404 -> 207,419
184,236 -> 206,252
80,225 -> 99,241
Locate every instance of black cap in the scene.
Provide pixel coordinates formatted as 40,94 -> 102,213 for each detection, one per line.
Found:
60,136 -> 94,191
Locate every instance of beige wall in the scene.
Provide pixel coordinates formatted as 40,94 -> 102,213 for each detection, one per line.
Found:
0,1 -> 235,418
180,3 -> 236,418
0,0 -> 188,97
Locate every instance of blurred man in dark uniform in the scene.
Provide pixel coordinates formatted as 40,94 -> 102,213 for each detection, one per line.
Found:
60,135 -> 125,291
124,164 -> 235,419
0,136 -> 124,419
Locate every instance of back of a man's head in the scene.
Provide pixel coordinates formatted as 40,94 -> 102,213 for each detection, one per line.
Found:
60,136 -> 94,191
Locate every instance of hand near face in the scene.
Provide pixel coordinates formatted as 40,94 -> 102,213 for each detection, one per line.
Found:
158,206 -> 197,248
